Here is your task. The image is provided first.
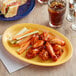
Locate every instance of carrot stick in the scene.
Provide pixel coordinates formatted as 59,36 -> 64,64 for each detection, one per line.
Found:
13,30 -> 33,40
17,40 -> 31,55
20,42 -> 27,48
19,36 -> 32,46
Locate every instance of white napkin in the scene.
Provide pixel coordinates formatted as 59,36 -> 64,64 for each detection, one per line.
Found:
0,36 -> 30,73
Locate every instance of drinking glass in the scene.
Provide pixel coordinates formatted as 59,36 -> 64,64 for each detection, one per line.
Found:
71,3 -> 76,30
48,0 -> 66,28
66,0 -> 74,22
38,0 -> 48,4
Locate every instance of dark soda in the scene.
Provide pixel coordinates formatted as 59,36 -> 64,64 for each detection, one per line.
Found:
48,1 -> 66,27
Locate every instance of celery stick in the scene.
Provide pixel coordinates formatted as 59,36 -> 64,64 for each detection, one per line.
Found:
16,37 -> 26,44
8,37 -> 17,44
16,40 -> 22,44
11,40 -> 17,44
8,39 -> 17,44
16,31 -> 39,40
16,28 -> 28,36
8,28 -> 28,44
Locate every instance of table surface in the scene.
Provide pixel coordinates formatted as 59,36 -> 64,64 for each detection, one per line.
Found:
0,1 -> 76,76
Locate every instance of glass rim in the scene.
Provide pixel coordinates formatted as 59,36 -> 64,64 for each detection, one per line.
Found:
48,0 -> 66,8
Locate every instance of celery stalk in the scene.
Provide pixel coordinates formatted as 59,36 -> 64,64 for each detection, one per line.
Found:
16,31 -> 39,40
8,28 -> 28,44
16,28 -> 28,36
8,37 -> 17,44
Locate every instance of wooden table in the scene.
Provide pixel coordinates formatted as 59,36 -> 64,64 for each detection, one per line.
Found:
0,1 -> 76,76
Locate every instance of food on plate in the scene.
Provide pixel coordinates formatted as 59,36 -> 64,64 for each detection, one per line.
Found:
46,42 -> 57,61
0,0 -> 27,18
31,33 -> 39,45
40,32 -> 51,41
49,38 -> 65,46
39,49 -> 49,61
53,44 -> 62,52
17,40 -> 31,55
33,40 -> 44,48
8,27 -> 65,62
26,48 -> 40,59
13,29 -> 33,40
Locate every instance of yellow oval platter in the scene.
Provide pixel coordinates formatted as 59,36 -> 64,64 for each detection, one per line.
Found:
2,23 -> 73,66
